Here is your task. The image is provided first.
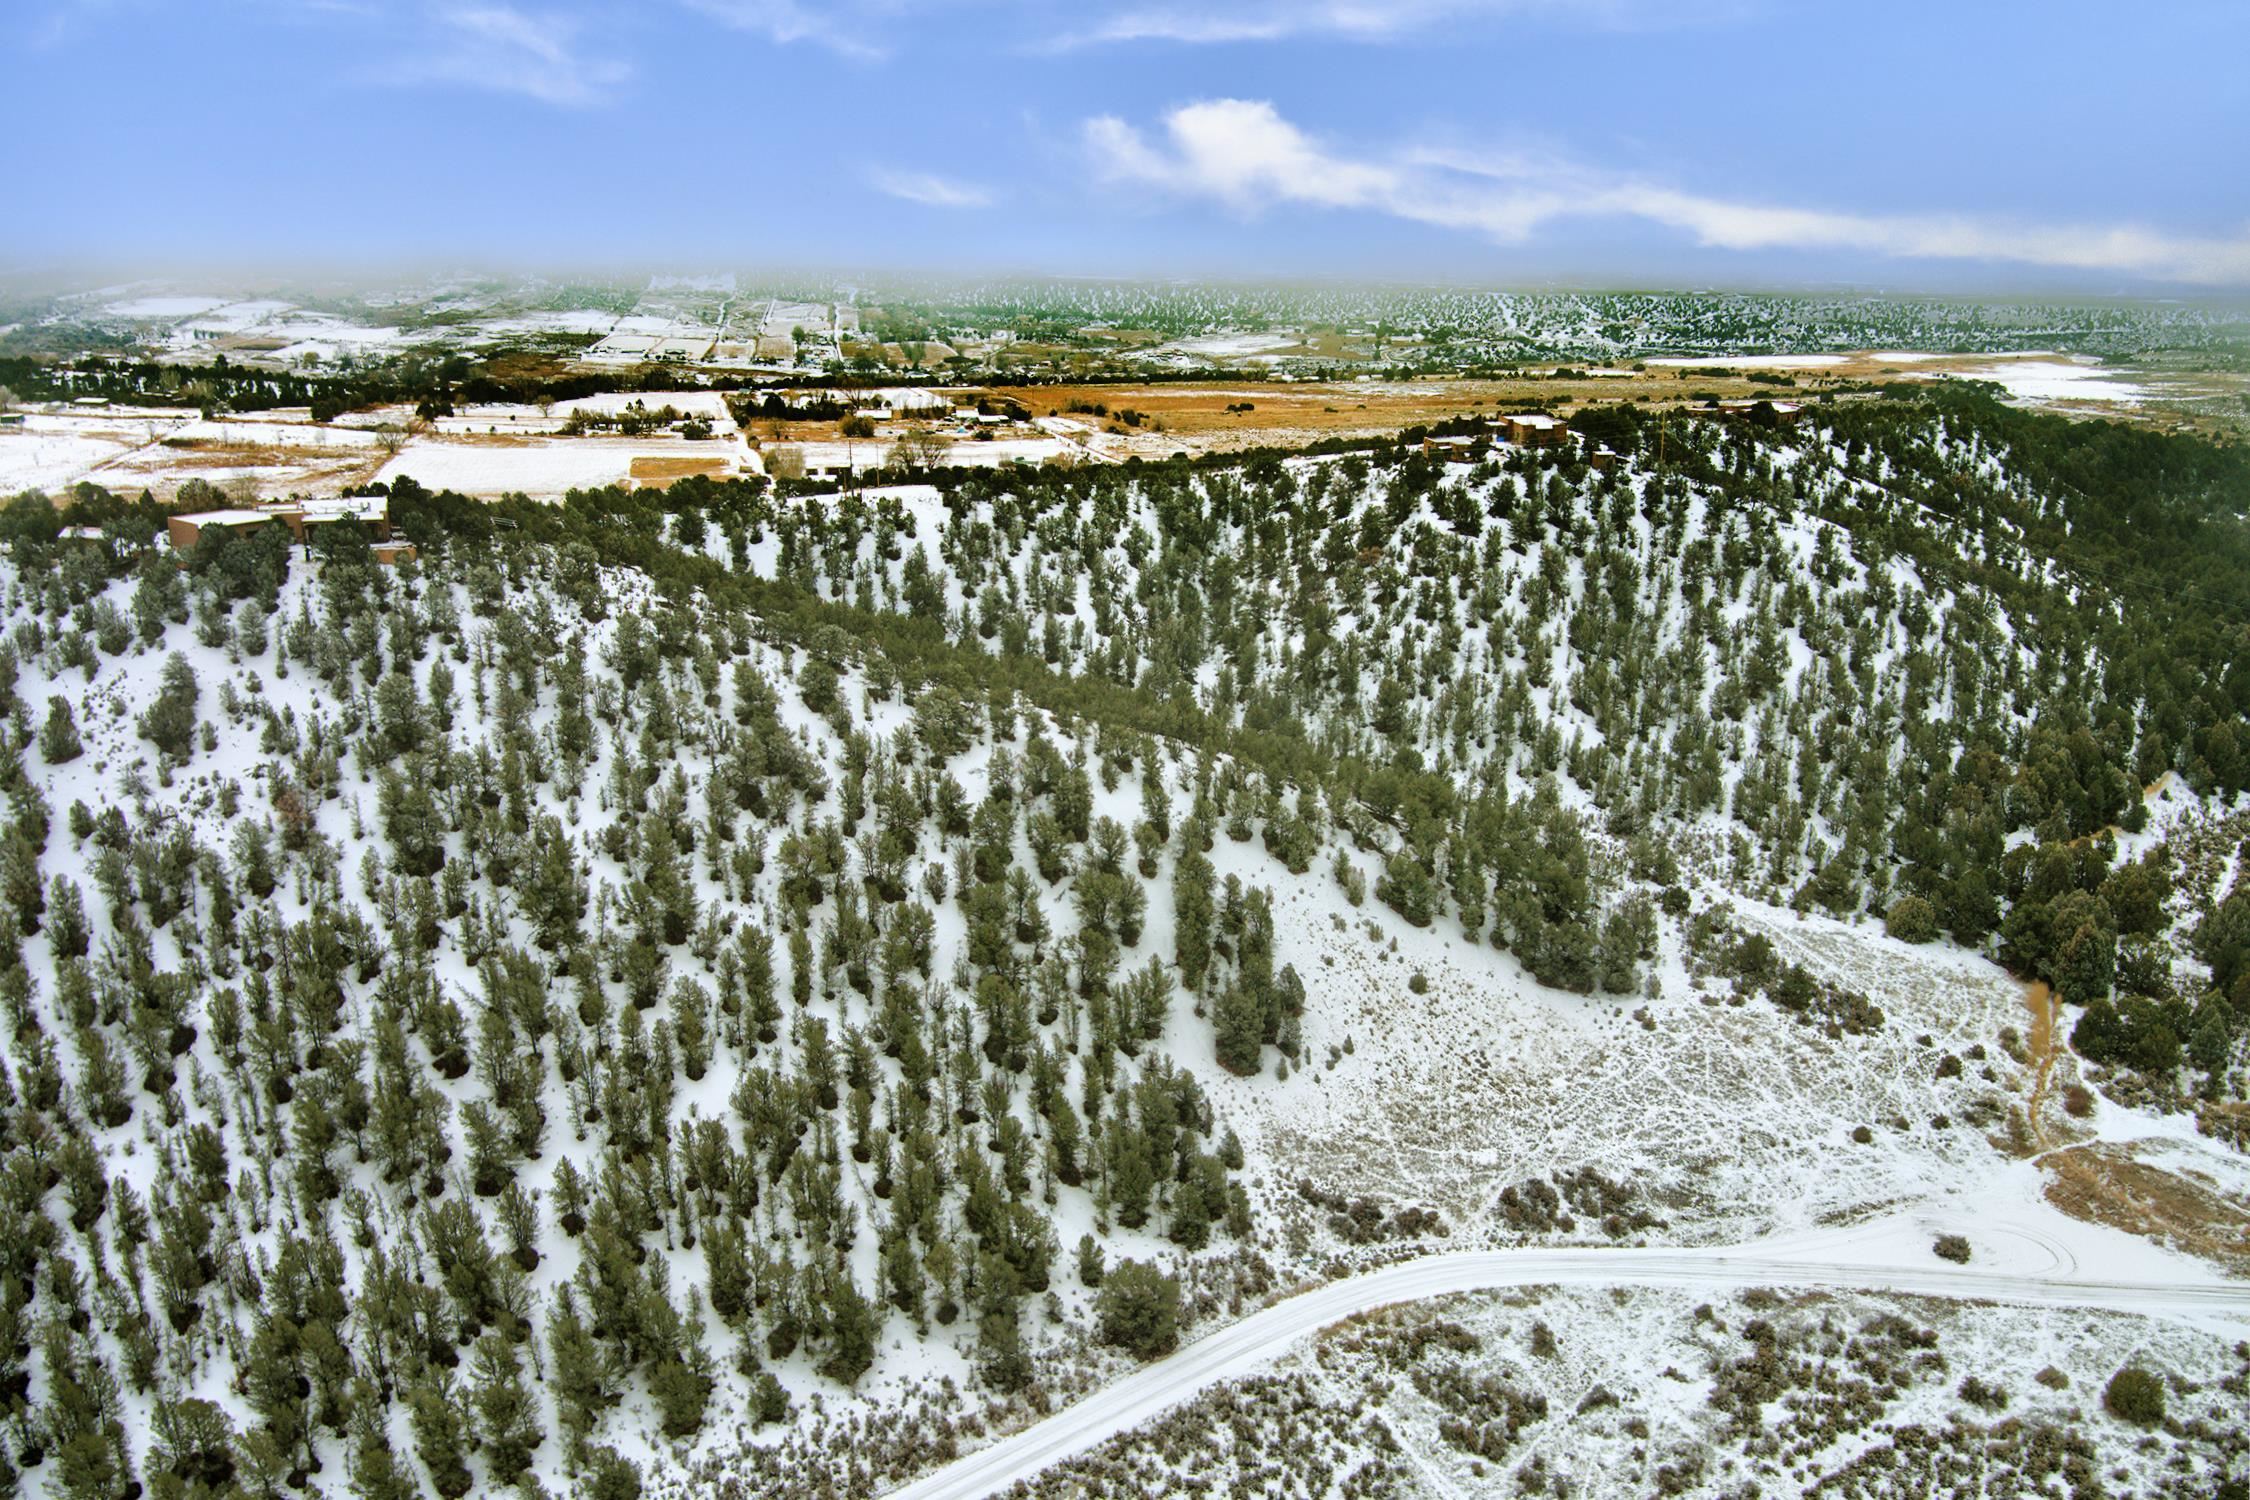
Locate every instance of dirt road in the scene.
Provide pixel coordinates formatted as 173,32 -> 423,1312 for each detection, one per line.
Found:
885,1210 -> 2250,1500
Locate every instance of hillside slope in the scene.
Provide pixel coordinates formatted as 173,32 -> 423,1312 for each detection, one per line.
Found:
0,387 -> 2244,1498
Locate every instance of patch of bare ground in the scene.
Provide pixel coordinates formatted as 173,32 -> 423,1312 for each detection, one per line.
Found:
2201,1100 -> 2250,1153
2022,981 -> 2058,1140
431,430 -> 545,447
134,441 -> 361,471
2013,982 -> 2098,1155
629,454 -> 732,486
2042,1141 -> 2250,1274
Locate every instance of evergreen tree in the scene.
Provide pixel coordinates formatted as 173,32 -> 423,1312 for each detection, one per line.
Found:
405,1374 -> 475,1500
1213,981 -> 1264,1076
1173,841 -> 1214,991
1095,1259 -> 1181,1359
137,653 -> 201,759
40,696 -> 81,764
469,1330 -> 543,1484
818,1266 -> 879,1386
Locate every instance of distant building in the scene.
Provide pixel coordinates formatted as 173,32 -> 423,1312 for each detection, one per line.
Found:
1691,399 -> 1802,426
1493,413 -> 1568,448
167,496 -> 408,562
1421,434 -> 1480,462
164,508 -> 273,551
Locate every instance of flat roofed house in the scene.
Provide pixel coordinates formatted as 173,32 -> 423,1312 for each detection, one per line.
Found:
1691,399 -> 1802,426
168,496 -> 406,561
292,496 -> 392,538
165,508 -> 275,551
1504,413 -> 1568,447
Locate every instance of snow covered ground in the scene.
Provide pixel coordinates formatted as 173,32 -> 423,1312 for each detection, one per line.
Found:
1646,354 -> 1851,369
1935,357 -> 2150,405
894,1215 -> 2248,1500
966,1279 -> 2250,1500
1159,333 -> 1302,360
553,390 -> 736,420
6,394 -> 2243,1500
0,406 -> 411,499
101,294 -> 229,320
0,412 -> 156,492
780,436 -> 1078,473
374,434 -> 748,496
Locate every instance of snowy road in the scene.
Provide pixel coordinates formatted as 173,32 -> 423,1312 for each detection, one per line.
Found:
885,1212 -> 2250,1500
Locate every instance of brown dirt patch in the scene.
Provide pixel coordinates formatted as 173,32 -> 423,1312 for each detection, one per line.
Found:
141,441 -> 360,470
476,349 -> 579,384
993,380 -> 1515,439
2043,1141 -> 2250,1274
441,431 -> 546,448
985,373 -> 1844,451
630,455 -> 732,487
2022,981 -> 2061,1150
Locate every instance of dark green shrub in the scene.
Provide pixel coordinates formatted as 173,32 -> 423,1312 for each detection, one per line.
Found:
2103,1366 -> 2165,1426
1885,894 -> 1938,944
1096,1260 -> 1181,1360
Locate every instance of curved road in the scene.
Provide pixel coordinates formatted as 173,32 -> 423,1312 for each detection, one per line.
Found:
886,1228 -> 2250,1500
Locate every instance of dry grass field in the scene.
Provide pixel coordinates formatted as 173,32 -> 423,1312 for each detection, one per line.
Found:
630,453 -> 734,487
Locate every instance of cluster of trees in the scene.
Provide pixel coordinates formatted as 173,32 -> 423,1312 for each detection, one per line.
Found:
558,401 -> 713,439
0,350 -> 765,425
379,384 -> 2244,1052
0,477 -> 1279,1494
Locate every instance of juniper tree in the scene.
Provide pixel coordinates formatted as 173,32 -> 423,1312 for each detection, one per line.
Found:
136,653 -> 200,759
39,697 -> 81,764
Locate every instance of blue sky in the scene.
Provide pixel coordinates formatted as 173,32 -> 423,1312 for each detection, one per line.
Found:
8,0 -> 2249,290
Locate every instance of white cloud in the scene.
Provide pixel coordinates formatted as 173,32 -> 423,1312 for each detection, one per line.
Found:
390,5 -> 628,106
1080,3 -> 1419,45
1086,100 -> 2250,285
1059,0 -> 1754,48
679,0 -> 887,59
671,0 -> 1732,57
870,168 -> 995,209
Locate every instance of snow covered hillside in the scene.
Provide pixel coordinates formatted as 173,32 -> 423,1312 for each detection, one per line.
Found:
0,382 -> 2244,1498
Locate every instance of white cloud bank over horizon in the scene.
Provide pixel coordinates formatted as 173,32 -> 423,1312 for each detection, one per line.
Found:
1086,99 -> 2250,286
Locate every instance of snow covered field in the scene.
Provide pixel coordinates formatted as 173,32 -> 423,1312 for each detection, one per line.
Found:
1646,354 -> 1851,369
780,436 -> 1078,474
101,295 -> 229,320
375,434 -> 749,495
0,406 -> 407,498
1159,333 -> 1302,360
1936,357 -> 2151,404
0,413 -> 154,492
553,391 -> 735,420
